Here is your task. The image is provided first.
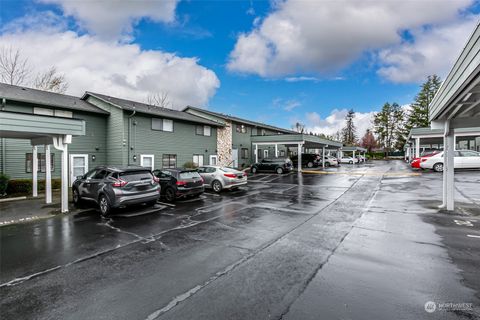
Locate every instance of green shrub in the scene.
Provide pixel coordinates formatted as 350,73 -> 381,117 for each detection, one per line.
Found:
183,161 -> 197,169
6,178 -> 62,195
0,173 -> 9,195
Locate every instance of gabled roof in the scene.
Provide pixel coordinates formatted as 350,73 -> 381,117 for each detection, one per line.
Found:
184,105 -> 296,134
0,83 -> 109,115
84,92 -> 223,127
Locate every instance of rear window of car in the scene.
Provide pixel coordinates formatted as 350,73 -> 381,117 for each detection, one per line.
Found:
220,167 -> 237,173
118,171 -> 153,182
179,171 -> 201,179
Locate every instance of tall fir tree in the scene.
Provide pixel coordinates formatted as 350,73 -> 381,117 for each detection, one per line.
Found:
407,75 -> 442,130
374,102 -> 406,156
341,109 -> 357,146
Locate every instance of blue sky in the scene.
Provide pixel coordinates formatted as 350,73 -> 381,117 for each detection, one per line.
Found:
1,0 -> 479,136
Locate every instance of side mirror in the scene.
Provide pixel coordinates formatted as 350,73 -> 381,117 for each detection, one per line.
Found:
76,175 -> 83,180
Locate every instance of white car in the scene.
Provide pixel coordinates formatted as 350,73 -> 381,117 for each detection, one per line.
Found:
323,156 -> 339,167
419,150 -> 480,172
356,155 -> 366,163
339,156 -> 359,164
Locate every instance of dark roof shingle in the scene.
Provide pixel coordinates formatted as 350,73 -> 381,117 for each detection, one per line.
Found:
85,92 -> 223,127
0,83 -> 109,115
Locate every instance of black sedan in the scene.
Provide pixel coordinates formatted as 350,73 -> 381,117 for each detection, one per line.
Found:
250,158 -> 293,174
153,168 -> 204,202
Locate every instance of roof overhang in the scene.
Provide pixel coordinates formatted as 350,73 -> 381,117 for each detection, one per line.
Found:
429,22 -> 480,122
341,146 -> 367,152
0,111 -> 85,145
251,134 -> 342,149
407,126 -> 480,146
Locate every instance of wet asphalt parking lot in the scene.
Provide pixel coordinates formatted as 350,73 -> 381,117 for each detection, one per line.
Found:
1,161 -> 479,319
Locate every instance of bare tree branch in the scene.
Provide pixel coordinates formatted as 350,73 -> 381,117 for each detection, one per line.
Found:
34,66 -> 69,93
0,46 -> 30,85
146,92 -> 172,109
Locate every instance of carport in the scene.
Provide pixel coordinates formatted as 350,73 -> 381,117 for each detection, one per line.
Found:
339,146 -> 367,160
428,22 -> 480,211
251,134 -> 342,172
0,111 -> 85,213
406,127 -> 480,162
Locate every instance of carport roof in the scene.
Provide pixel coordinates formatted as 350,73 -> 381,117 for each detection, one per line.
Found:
251,134 -> 342,148
407,126 -> 480,140
429,22 -> 480,121
341,146 -> 367,152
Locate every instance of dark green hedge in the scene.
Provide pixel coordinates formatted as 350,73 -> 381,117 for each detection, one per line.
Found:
6,179 -> 62,195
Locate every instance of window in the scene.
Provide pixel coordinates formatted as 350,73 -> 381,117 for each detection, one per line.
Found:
241,148 -> 249,159
34,107 -> 54,116
263,149 -> 269,158
280,150 -> 285,157
162,154 -> 177,168
261,129 -> 266,136
152,118 -> 174,132
461,151 -> 479,157
54,110 -> 73,118
93,170 -> 108,180
209,155 -> 218,165
33,107 -> 73,118
140,154 -> 154,170
196,125 -> 211,136
193,154 -> 204,167
26,153 -> 55,173
236,124 -> 247,134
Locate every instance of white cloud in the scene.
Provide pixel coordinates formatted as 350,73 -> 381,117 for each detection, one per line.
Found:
303,109 -> 376,138
284,100 -> 301,111
227,0 -> 474,80
284,76 -> 318,82
39,0 -> 179,40
377,15 -> 479,83
0,24 -> 220,109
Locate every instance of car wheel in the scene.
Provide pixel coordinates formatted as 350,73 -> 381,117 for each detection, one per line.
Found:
212,180 -> 223,193
276,167 -> 284,174
324,162 -> 330,167
72,188 -> 81,206
99,195 -> 111,217
349,161 -> 353,164
251,167 -> 258,174
165,188 -> 176,202
307,161 -> 313,168
433,162 -> 444,172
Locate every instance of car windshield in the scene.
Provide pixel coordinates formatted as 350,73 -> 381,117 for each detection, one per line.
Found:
118,170 -> 152,182
179,171 -> 201,179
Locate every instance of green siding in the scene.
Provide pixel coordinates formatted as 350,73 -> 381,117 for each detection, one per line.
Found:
86,96 -> 126,166
125,113 -> 217,169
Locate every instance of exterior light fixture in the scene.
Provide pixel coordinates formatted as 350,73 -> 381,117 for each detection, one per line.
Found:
133,155 -> 137,161
92,155 -> 96,161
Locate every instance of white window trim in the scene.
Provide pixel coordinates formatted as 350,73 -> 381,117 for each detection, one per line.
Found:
263,149 -> 269,158
69,154 -> 89,186
209,155 -> 218,165
204,125 -> 211,136
193,154 -> 204,167
140,154 -> 155,170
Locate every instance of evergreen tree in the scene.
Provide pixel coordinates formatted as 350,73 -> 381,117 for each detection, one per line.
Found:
341,109 -> 357,146
407,75 -> 442,129
374,102 -> 406,156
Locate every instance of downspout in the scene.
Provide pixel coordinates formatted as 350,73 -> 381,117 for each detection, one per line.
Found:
1,98 -> 6,174
128,109 -> 136,165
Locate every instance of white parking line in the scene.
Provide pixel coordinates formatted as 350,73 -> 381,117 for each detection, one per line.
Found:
157,201 -> 176,207
454,219 -> 474,227
467,235 -> 480,239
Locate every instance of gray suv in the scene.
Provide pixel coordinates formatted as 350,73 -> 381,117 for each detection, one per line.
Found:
72,166 -> 161,216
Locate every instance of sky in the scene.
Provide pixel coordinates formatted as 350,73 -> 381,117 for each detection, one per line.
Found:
1,0 -> 479,137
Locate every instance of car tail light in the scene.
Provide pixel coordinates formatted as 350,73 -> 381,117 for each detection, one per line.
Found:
176,180 -> 187,186
112,179 -> 127,187
224,173 -> 237,178
243,172 -> 247,177
152,176 -> 160,184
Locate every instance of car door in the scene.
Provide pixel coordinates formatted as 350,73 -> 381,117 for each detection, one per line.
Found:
156,171 -> 173,193
460,150 -> 480,168
87,169 -> 108,199
76,169 -> 96,198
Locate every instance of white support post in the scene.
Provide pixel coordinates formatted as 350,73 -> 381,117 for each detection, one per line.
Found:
415,137 -> 420,158
322,147 -> 325,168
353,150 -> 356,163
53,135 -> 71,213
441,120 -> 455,211
255,144 -> 258,163
45,145 -> 52,204
275,144 -> 278,158
297,143 -> 302,173
32,146 -> 38,197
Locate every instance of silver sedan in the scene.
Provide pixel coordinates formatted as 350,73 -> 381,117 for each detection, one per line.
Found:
197,166 -> 248,193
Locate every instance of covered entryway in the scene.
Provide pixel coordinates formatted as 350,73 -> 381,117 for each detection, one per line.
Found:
0,111 -> 85,213
428,22 -> 480,211
251,134 -> 342,172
